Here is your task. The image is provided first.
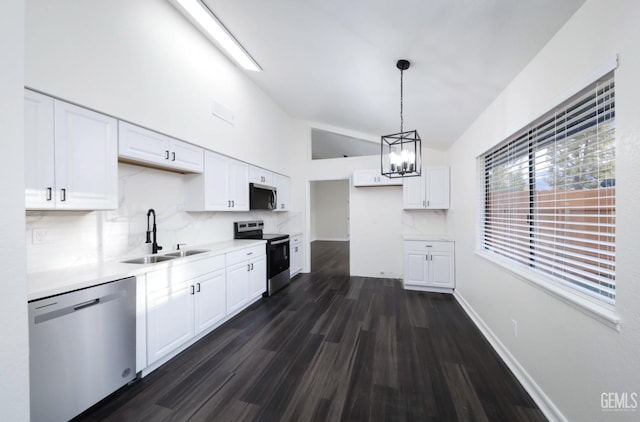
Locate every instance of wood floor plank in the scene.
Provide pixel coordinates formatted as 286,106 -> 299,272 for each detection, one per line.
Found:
74,240 -> 546,422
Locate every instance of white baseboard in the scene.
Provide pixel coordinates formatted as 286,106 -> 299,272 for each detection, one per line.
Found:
453,291 -> 567,422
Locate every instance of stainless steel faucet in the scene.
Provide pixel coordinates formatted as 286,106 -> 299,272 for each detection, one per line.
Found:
146,209 -> 162,254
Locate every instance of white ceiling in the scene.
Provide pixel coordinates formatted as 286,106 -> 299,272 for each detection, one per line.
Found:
203,0 -> 585,150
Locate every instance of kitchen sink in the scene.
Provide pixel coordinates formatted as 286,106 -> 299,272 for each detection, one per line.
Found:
120,255 -> 177,264
165,249 -> 210,258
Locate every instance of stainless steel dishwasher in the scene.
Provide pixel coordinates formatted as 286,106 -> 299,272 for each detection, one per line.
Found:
29,276 -> 136,422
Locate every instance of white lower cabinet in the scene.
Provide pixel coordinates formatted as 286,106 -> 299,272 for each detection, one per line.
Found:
249,254 -> 267,298
226,260 -> 250,316
290,235 -> 303,276
146,275 -> 194,365
193,269 -> 227,335
226,245 -> 266,315
145,254 -> 225,366
403,240 -> 455,292
141,245 -> 266,373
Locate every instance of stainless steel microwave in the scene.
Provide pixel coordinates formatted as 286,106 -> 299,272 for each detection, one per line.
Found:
249,183 -> 277,210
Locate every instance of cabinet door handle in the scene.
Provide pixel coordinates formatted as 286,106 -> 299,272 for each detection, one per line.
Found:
228,200 -> 231,208
425,245 -> 432,248
171,152 -> 176,161
247,264 -> 251,272
191,285 -> 195,295
251,263 -> 254,271
422,200 -> 426,207
196,282 -> 201,293
165,150 -> 170,160
46,187 -> 52,201
231,200 -> 235,208
60,188 -> 66,202
427,200 -> 430,207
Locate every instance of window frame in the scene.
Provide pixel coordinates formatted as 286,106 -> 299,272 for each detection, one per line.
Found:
475,73 -> 619,329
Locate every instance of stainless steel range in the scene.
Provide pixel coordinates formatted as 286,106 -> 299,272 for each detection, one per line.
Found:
234,220 -> 290,296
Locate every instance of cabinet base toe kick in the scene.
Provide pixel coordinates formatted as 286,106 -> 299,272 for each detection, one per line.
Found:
403,284 -> 454,294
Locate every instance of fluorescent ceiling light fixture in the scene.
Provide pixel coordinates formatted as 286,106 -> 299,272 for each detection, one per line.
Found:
171,0 -> 262,72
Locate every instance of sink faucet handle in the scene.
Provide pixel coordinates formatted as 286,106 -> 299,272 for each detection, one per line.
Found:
177,243 -> 187,250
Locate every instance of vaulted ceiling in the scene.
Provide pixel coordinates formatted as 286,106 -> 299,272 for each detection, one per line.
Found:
204,0 -> 585,150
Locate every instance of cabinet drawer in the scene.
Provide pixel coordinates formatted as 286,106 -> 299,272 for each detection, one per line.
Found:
404,240 -> 454,252
226,245 -> 266,266
291,235 -> 302,246
146,254 -> 224,293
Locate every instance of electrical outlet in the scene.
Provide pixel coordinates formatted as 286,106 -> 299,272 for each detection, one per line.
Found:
512,319 -> 518,337
33,229 -> 48,244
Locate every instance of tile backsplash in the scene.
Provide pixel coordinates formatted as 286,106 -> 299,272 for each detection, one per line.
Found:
26,163 -> 302,273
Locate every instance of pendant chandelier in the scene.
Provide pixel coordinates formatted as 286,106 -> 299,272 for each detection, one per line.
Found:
381,59 -> 422,178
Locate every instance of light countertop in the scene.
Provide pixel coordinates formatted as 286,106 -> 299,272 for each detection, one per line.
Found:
403,235 -> 454,242
28,239 -> 266,301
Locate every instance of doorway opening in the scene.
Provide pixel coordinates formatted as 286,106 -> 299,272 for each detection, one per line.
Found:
309,179 -> 350,274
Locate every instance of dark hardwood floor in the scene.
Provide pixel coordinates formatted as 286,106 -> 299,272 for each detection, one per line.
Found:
75,240 -> 545,421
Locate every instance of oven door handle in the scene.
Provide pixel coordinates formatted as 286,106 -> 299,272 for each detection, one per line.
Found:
269,238 -> 289,246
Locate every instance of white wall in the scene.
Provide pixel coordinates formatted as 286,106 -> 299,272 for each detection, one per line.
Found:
287,121 -> 449,278
0,0 -> 30,420
310,180 -> 349,241
449,1 -> 640,420
25,0 -> 294,175
23,0 -> 306,273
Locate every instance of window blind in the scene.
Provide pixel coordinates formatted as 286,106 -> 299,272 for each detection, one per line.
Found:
482,73 -> 615,303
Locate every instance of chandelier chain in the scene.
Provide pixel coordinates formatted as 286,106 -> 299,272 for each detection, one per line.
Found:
400,68 -> 404,134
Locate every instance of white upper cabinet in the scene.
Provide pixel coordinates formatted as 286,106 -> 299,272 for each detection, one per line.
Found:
24,90 -> 55,209
118,121 -> 203,173
185,150 -> 249,211
353,169 -> 402,187
249,165 -> 273,186
273,173 -> 290,211
24,90 -> 118,210
227,159 -> 250,210
403,166 -> 450,209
